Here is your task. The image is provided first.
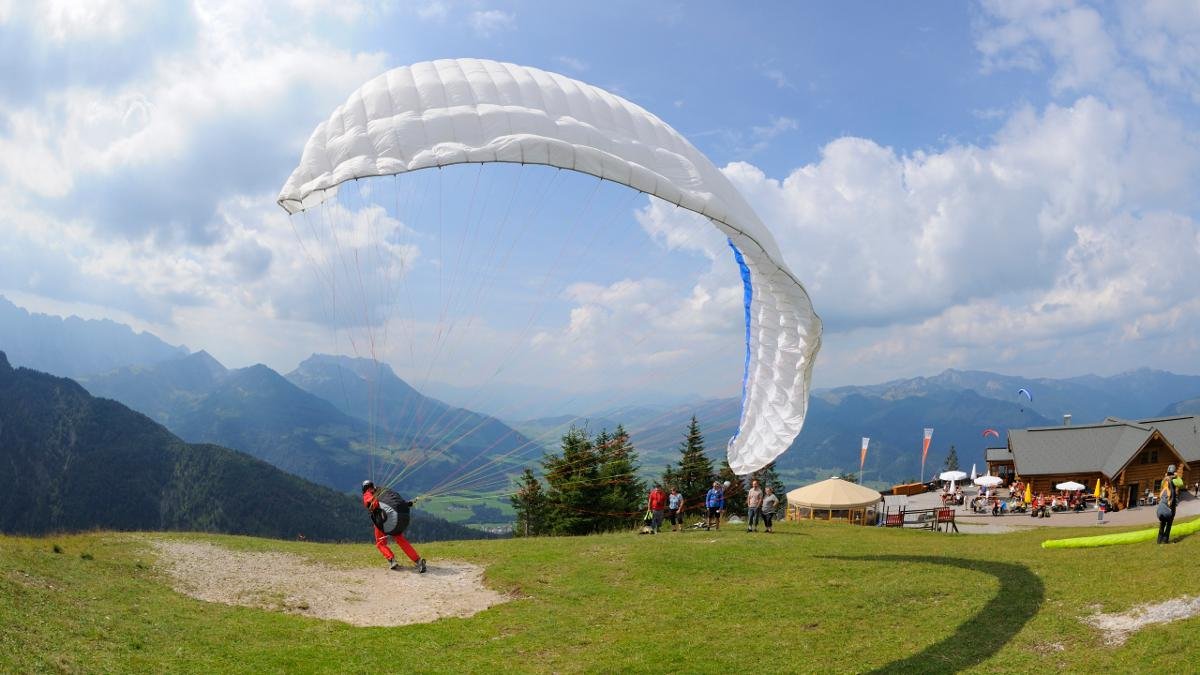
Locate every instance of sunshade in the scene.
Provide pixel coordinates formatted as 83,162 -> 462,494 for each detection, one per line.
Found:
1056,481 -> 1086,491
974,475 -> 1003,487
939,470 -> 967,481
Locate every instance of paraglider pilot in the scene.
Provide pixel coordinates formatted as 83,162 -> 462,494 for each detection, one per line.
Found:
362,480 -> 426,573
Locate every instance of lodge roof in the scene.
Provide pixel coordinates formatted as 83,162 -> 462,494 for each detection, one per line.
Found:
1008,419 -> 1184,478
985,446 -> 1013,462
1110,415 -> 1200,464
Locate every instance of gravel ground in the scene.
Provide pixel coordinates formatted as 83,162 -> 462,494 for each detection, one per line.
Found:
150,540 -> 509,627
1085,596 -> 1200,646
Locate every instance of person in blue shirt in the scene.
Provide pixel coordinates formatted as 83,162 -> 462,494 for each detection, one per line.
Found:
705,481 -> 725,530
667,487 -> 685,532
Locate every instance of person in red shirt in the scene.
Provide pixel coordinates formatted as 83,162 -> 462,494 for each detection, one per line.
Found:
647,484 -> 667,534
362,480 -> 426,573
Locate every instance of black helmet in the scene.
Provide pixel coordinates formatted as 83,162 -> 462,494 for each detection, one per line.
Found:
361,480 -> 375,493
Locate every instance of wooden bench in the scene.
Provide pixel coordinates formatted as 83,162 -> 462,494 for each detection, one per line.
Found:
936,507 -> 959,533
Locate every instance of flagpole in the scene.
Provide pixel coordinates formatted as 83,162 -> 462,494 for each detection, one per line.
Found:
860,437 -> 870,485
921,428 -> 934,483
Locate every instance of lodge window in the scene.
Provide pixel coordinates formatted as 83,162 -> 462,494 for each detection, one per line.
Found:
1139,449 -> 1159,465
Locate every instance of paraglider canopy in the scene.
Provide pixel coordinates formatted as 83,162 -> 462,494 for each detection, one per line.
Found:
981,428 -> 1000,439
1017,388 -> 1033,401
277,58 -> 822,476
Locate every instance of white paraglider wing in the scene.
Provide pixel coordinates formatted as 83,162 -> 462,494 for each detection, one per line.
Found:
277,58 -> 822,475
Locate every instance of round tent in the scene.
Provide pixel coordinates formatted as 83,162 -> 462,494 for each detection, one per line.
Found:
786,478 -> 882,526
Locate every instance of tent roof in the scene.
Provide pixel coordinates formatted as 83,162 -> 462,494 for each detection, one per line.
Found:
786,478 -> 882,510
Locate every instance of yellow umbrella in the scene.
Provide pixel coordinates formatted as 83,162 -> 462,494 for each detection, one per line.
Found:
1093,478 -> 1101,498
1024,482 -> 1032,504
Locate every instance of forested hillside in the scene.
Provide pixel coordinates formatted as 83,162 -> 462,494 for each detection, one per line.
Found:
0,352 -> 489,542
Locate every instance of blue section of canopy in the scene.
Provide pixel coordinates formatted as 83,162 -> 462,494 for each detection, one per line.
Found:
728,238 -> 754,442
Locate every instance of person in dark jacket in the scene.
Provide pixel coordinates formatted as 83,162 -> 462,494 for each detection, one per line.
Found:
362,480 -> 426,572
1157,465 -> 1180,544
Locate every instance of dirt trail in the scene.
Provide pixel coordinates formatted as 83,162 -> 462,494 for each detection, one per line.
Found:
150,540 -> 509,627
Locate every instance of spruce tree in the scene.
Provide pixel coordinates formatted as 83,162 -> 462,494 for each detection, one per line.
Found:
675,415 -> 714,518
542,426 -> 602,535
661,464 -> 678,492
943,445 -> 960,472
596,425 -> 645,531
510,468 -> 547,537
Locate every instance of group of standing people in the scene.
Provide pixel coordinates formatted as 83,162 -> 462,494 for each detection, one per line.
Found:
742,479 -> 780,533
645,480 -> 779,534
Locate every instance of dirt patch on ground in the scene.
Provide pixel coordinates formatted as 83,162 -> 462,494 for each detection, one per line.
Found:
1085,596 -> 1200,646
150,540 -> 509,627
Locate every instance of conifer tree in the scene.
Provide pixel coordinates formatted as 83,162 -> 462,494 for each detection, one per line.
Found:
510,468 -> 547,537
943,445 -> 960,472
675,415 -> 714,517
596,425 -> 645,531
542,426 -> 603,535
661,464 -> 678,493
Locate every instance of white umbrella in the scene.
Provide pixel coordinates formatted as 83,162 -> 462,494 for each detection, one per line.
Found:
974,475 -> 1003,487
939,470 -> 968,492
970,464 -> 977,481
1056,481 -> 1086,491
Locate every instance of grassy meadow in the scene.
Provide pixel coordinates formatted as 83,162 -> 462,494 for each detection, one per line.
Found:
3,519 -> 1197,673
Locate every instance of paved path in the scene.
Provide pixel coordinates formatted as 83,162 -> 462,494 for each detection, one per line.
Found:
898,488 -> 1200,533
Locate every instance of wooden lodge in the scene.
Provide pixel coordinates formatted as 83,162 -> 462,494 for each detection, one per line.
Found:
986,415 -> 1200,510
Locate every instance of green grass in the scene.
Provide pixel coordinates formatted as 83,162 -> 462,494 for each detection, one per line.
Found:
3,520 -> 1198,673
418,491 -> 514,531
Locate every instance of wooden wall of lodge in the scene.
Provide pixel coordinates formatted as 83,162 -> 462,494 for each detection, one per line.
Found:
1014,437 -> 1185,509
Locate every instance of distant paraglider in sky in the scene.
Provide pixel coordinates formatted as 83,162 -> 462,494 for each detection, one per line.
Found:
1017,387 -> 1032,412
277,58 -> 823,491
981,428 -> 1000,439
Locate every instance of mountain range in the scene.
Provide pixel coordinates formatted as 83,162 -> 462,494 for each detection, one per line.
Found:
80,351 -> 541,497
0,295 -> 186,378
5,297 -> 1200,493
0,352 -> 485,542
519,368 -> 1200,487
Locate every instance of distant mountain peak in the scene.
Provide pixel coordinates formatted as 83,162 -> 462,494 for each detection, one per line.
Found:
296,353 -> 399,379
183,349 -> 227,373
0,350 -> 10,372
0,295 -> 187,378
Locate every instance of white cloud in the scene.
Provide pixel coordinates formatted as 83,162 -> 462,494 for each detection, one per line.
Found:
530,273 -> 744,393
0,0 -> 387,242
37,0 -> 151,42
976,0 -> 1119,93
1118,1 -> 1200,102
416,1 -> 448,21
469,9 -> 515,38
762,68 -> 794,90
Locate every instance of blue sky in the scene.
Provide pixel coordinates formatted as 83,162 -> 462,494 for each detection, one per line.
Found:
1,1 -> 1198,409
